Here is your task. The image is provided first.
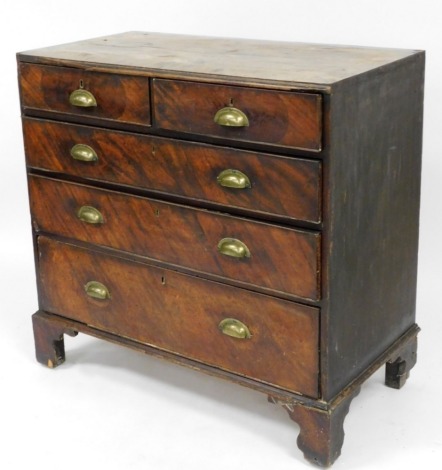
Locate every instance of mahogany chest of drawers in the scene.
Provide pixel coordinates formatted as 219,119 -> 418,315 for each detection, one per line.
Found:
17,32 -> 424,466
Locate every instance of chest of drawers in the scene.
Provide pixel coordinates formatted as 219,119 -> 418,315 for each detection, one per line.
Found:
17,32 -> 424,466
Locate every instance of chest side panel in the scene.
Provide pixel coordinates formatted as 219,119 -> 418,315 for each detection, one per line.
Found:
322,53 -> 425,399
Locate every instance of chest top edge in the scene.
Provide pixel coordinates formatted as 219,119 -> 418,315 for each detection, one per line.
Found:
16,31 -> 422,92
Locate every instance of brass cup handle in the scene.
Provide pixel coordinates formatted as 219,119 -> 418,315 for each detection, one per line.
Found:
219,318 -> 251,339
84,281 -> 110,300
217,169 -> 251,189
217,238 -> 251,258
70,144 -> 98,163
77,205 -> 104,224
69,88 -> 97,107
214,107 -> 249,127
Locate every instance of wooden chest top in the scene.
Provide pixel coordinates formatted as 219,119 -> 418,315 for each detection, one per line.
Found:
17,31 -> 420,89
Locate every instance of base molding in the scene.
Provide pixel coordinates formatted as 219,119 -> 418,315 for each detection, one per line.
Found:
32,311 -> 419,466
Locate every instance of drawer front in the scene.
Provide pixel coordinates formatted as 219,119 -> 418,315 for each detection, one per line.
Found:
23,118 -> 321,224
153,79 -> 322,151
29,176 -> 320,301
19,63 -> 151,127
38,236 -> 320,397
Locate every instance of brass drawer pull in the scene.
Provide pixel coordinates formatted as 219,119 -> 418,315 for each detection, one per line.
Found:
219,318 -> 251,339
217,238 -> 251,258
84,281 -> 110,300
69,88 -> 97,108
70,144 -> 98,163
77,205 -> 104,224
214,107 -> 249,127
217,169 -> 251,189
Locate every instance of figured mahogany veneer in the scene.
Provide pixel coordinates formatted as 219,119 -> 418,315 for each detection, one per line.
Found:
19,63 -> 151,127
18,32 -> 424,467
153,79 -> 322,151
38,236 -> 320,396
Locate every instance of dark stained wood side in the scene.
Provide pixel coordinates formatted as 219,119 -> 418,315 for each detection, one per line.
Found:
19,63 -> 151,126
29,175 -> 321,301
23,118 -> 322,224
153,79 -> 322,152
321,53 -> 425,399
385,335 -> 418,389
37,236 -> 320,397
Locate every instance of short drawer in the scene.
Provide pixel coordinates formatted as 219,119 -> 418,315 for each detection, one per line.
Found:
38,236 -> 320,397
29,175 -> 320,301
19,63 -> 151,127
153,79 -> 322,151
23,118 -> 321,224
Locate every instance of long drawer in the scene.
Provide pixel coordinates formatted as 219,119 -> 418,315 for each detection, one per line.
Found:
29,175 -> 320,301
38,236 -> 320,397
23,118 -> 321,223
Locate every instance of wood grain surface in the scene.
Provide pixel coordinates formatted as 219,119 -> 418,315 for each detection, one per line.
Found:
321,52 -> 425,399
18,31 -> 419,88
19,63 -> 151,126
37,236 -> 320,397
153,79 -> 322,151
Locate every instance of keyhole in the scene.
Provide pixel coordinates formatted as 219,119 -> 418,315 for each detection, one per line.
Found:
161,276 -> 166,285
79,79 -> 84,89
154,208 -> 160,217
152,144 -> 156,156
229,97 -> 234,106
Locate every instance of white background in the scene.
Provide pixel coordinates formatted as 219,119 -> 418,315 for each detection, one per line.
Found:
1,1 -> 441,469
